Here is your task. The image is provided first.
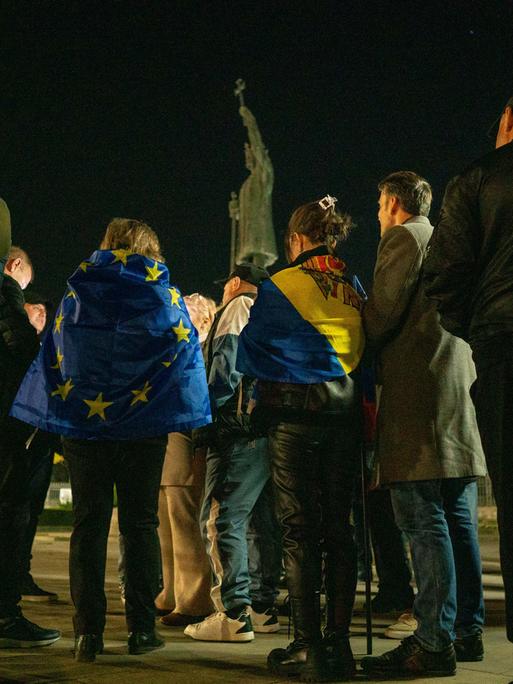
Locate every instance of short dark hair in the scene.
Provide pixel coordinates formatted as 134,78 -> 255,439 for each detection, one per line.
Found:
378,171 -> 432,217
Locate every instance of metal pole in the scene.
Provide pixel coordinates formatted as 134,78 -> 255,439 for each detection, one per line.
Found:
360,446 -> 373,654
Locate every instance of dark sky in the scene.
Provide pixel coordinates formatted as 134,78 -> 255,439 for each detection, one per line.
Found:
1,1 -> 512,303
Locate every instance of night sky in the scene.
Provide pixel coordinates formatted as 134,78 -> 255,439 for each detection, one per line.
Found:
2,1 -> 512,304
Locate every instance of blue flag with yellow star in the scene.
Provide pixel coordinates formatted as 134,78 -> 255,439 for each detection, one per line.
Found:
10,249 -> 212,439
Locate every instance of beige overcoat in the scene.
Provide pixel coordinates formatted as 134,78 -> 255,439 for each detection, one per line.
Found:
363,216 -> 486,485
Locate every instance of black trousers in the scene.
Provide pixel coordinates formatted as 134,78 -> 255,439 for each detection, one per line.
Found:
268,420 -> 359,639
63,435 -> 166,635
0,417 -> 32,618
368,488 -> 413,602
20,437 -> 54,580
473,338 -> 513,642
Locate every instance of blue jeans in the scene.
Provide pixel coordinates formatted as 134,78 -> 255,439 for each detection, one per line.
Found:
201,436 -> 278,611
247,479 -> 282,608
390,478 -> 484,651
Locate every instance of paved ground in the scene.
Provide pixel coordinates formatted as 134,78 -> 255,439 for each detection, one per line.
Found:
0,529 -> 512,684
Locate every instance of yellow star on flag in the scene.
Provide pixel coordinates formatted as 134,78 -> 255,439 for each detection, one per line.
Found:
145,261 -> 163,281
173,319 -> 191,343
162,353 -> 178,367
54,309 -> 64,334
51,378 -> 74,401
51,347 -> 64,369
66,289 -> 77,299
111,249 -> 131,266
130,380 -> 152,406
169,287 -> 181,306
79,261 -> 92,272
84,392 -> 114,420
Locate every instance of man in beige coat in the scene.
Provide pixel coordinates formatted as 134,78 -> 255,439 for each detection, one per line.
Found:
360,172 -> 486,679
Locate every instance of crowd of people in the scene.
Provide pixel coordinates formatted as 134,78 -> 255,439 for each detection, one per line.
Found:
0,94 -> 512,681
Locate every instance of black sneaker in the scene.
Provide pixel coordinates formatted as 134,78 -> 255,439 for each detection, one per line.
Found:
128,629 -> 165,655
0,615 -> 60,648
361,635 -> 456,678
20,577 -> 58,603
454,633 -> 484,662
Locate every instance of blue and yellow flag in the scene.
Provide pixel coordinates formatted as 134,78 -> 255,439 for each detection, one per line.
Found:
236,254 -> 365,383
10,249 -> 211,439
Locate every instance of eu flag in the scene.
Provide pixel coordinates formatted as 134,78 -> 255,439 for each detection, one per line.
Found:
10,249 -> 212,439
237,253 -> 365,383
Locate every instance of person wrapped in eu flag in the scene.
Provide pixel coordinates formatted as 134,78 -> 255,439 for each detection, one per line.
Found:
236,196 -> 365,681
11,218 -> 211,661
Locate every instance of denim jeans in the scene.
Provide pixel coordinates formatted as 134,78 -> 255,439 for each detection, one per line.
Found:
201,436 -> 278,611
247,479 -> 282,607
391,478 -> 484,651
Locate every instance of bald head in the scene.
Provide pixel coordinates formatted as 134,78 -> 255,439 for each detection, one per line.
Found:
5,246 -> 33,290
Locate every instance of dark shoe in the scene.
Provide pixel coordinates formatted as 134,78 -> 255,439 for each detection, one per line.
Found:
300,642 -> 331,682
268,639 -> 308,677
0,615 -> 60,648
323,631 -> 356,681
73,634 -> 104,662
128,629 -> 165,655
454,632 -> 484,662
160,611 -> 207,627
367,591 -> 414,615
20,576 -> 58,603
155,607 -> 174,617
361,635 -> 456,678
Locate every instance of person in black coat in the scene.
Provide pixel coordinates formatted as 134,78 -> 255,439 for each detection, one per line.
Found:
0,245 -> 60,647
424,95 -> 513,643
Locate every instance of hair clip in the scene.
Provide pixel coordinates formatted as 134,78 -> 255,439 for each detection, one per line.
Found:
318,195 -> 338,210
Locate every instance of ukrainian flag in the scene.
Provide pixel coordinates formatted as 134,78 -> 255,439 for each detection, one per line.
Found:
10,249 -> 211,439
237,253 -> 365,383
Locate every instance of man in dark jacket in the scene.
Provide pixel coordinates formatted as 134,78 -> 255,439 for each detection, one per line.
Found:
424,95 -> 513,643
0,246 -> 60,647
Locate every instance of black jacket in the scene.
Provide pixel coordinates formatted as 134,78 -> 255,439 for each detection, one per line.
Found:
0,275 -> 39,422
424,141 -> 513,344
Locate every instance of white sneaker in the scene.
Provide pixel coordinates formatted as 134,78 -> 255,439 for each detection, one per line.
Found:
383,612 -> 418,639
250,605 -> 281,633
184,608 -> 254,642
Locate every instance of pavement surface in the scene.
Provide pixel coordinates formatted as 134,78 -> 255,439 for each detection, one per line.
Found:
0,528 -> 512,684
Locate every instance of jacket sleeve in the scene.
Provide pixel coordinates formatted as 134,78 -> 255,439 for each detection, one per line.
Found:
0,277 -> 39,365
363,225 -> 423,349
208,296 -> 253,410
423,169 -> 482,340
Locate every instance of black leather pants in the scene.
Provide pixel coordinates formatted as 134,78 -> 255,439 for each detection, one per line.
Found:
268,420 -> 360,640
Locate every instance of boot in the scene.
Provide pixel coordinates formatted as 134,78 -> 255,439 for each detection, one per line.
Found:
323,629 -> 356,681
268,596 -> 329,681
73,634 -> 104,662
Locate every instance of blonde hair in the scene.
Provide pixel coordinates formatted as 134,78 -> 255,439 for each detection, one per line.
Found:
184,293 -> 217,336
100,218 -> 164,262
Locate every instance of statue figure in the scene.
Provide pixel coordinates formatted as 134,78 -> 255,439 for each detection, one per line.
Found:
233,80 -> 277,268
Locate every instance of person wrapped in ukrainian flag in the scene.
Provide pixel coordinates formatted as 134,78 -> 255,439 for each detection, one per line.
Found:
236,196 -> 365,681
11,218 -> 211,661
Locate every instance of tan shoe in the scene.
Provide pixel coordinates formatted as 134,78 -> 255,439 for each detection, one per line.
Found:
383,612 -> 418,639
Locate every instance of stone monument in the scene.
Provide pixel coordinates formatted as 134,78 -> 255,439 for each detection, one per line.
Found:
229,79 -> 277,270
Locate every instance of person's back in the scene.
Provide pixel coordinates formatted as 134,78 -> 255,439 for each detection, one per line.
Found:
425,141 -> 513,342
424,97 -> 513,644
